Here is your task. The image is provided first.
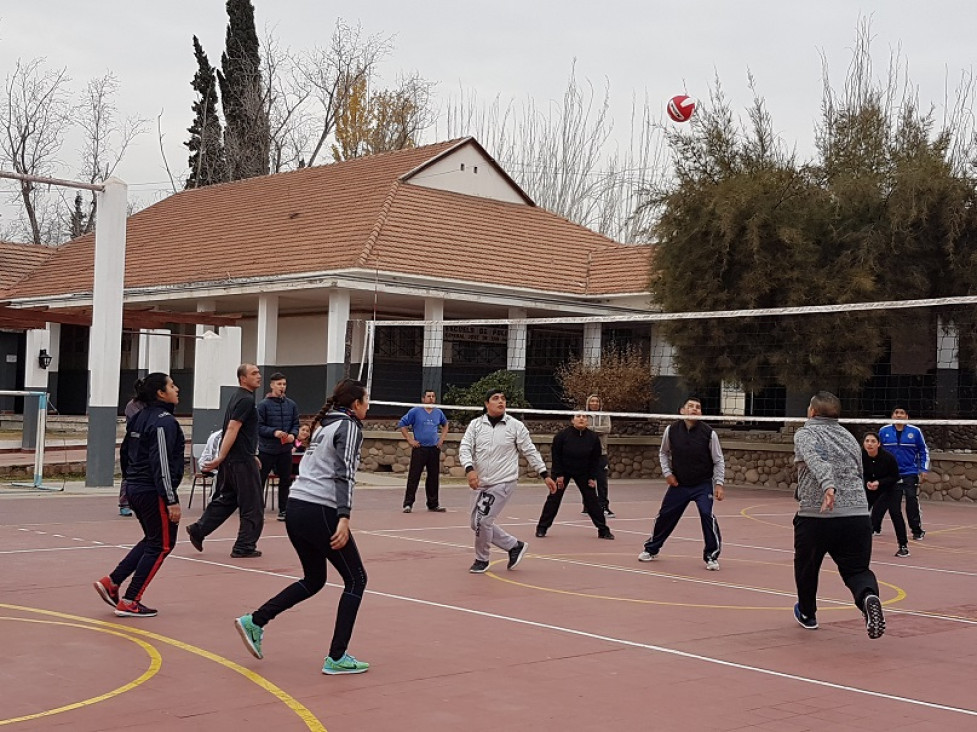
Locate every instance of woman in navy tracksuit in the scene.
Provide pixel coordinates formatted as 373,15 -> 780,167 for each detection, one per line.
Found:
93,373 -> 185,617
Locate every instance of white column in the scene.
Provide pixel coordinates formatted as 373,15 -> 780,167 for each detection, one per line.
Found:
193,331 -> 226,411
256,294 -> 279,367
937,317 -> 959,369
196,299 -> 217,337
326,290 -> 351,365
423,298 -> 444,368
219,325 -> 243,377
88,178 -> 127,409
720,381 -> 746,416
507,307 -> 527,372
650,323 -> 677,377
24,328 -> 51,391
583,322 -> 602,366
138,329 -> 171,374
86,177 -> 128,487
46,323 -> 61,374
326,290 -> 351,388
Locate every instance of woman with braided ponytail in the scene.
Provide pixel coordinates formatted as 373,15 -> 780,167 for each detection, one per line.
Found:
235,379 -> 373,674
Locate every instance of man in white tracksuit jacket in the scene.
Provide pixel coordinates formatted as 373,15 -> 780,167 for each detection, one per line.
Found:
460,389 -> 557,574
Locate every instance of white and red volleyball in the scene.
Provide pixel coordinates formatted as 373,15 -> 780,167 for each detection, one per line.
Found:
667,95 -> 696,123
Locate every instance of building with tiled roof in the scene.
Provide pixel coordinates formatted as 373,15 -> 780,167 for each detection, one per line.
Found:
0,241 -> 54,297
6,138 -> 656,419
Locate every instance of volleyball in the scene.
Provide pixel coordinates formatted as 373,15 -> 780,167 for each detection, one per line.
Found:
667,95 -> 696,123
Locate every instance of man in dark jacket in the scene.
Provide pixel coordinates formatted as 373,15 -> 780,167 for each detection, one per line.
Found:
536,413 -> 613,539
639,396 -> 725,570
257,372 -> 300,521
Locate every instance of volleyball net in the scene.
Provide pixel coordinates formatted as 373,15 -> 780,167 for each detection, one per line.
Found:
354,295 -> 977,449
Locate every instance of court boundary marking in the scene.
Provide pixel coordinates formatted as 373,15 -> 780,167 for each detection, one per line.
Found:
0,604 -> 327,732
0,616 -> 161,726
160,554 -> 977,719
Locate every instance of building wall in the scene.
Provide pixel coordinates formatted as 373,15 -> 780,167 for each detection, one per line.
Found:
406,145 -> 528,204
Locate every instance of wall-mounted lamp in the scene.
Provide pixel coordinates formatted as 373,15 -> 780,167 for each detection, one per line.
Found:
38,349 -> 53,370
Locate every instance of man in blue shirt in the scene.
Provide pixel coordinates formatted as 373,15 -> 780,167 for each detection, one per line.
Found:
879,406 -> 930,541
398,390 -> 449,512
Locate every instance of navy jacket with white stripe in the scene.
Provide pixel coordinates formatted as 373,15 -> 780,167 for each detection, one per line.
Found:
120,400 -> 186,505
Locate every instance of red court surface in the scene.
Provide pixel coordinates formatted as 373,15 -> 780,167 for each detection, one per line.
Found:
2,479 -> 977,731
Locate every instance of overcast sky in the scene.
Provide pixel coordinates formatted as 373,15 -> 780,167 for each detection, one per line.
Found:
1,1 -> 975,217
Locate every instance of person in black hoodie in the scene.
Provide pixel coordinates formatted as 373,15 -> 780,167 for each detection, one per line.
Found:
257,372 -> 300,521
93,373 -> 185,617
862,431 -> 909,557
536,413 -> 613,539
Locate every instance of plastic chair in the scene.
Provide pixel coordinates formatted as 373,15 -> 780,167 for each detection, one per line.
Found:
188,444 -> 214,509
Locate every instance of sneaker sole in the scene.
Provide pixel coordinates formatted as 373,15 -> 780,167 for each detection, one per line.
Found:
234,617 -> 263,659
469,565 -> 489,574
93,581 -> 118,609
508,542 -> 529,570
114,608 -> 157,618
322,666 -> 369,675
864,595 -> 885,639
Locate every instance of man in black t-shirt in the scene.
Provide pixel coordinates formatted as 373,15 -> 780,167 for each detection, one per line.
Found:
186,364 -> 265,558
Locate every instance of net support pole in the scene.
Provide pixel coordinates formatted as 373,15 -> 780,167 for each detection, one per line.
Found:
86,178 -> 127,488
8,390 -> 62,491
422,298 -> 444,396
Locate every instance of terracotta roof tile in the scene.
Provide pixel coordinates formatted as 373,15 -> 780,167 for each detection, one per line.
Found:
8,138 -> 652,301
0,241 -> 56,296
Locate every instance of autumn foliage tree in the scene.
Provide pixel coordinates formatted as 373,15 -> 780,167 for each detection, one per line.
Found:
556,345 -> 655,412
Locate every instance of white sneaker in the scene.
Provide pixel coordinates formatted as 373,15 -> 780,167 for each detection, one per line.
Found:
705,559 -> 720,571
638,551 -> 658,562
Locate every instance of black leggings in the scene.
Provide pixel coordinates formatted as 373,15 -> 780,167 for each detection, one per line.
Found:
251,499 -> 367,661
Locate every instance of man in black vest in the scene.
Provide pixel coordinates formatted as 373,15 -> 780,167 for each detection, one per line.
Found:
638,396 -> 725,570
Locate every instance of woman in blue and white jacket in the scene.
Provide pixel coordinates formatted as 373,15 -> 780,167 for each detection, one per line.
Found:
235,379 -> 371,675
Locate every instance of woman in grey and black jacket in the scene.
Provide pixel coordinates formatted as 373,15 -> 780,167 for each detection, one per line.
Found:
235,379 -> 372,675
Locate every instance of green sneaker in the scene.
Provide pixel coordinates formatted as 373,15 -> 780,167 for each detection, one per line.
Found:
322,653 -> 369,675
234,614 -> 263,659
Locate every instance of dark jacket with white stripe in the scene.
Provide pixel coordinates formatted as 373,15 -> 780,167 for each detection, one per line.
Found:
120,400 -> 186,505
288,409 -> 363,518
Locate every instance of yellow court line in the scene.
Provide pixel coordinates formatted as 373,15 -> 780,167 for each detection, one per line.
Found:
0,604 -> 326,732
739,503 -> 791,530
484,557 -> 907,612
0,617 -> 161,726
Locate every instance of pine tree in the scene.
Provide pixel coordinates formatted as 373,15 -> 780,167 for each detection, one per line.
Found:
217,0 -> 269,180
185,35 -> 227,188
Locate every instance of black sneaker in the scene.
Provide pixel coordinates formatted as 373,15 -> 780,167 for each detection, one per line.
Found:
895,545 -> 910,557
872,530 -> 881,536
912,531 -> 925,541
403,506 -> 412,513
535,529 -> 547,538
469,559 -> 489,573
507,541 -> 528,570
186,525 -> 204,552
276,510 -> 286,522
230,549 -> 263,558
793,603 -> 818,630
598,531 -> 615,540
428,506 -> 446,513
604,509 -> 616,518
863,594 -> 885,639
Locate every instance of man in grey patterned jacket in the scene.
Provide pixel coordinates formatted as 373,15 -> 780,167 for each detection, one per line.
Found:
792,391 -> 885,639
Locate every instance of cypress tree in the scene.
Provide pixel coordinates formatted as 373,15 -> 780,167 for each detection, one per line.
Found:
185,35 -> 228,188
217,0 -> 269,180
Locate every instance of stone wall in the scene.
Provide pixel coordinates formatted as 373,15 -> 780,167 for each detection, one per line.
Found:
360,430 -> 977,504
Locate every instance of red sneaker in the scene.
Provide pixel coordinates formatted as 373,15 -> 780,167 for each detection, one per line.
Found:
93,577 -> 119,608
114,599 -> 158,617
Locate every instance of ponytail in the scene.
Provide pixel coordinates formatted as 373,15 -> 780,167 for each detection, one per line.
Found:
311,379 -> 367,430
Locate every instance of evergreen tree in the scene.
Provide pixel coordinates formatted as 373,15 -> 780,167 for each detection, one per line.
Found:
185,35 -> 227,188
217,0 -> 269,180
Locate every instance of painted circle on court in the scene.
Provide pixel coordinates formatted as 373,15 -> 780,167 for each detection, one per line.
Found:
0,616 -> 161,726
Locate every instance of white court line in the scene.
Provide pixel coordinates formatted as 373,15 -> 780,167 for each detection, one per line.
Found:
169,552 -> 977,718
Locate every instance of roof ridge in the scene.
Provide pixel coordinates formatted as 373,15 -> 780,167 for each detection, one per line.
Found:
357,180 -> 402,267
